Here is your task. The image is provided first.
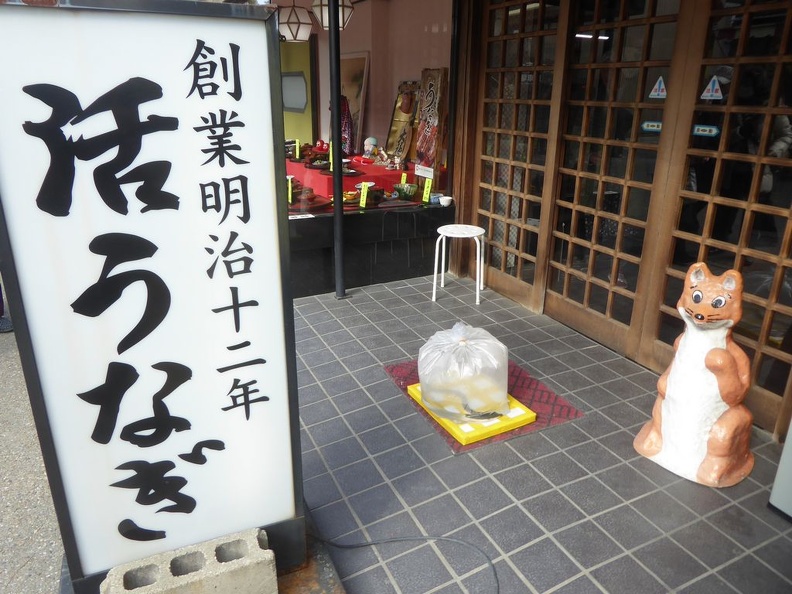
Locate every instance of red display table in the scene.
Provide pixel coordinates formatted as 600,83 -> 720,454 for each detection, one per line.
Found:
285,160 -> 416,198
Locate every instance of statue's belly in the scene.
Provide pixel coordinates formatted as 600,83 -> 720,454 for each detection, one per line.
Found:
653,336 -> 728,480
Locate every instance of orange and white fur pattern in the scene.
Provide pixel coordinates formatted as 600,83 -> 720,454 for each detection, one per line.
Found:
634,263 -> 754,487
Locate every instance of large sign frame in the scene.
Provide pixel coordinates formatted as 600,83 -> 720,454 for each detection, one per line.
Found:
0,2 -> 304,592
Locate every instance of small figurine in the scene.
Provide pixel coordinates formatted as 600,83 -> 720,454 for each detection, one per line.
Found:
363,137 -> 378,159
299,143 -> 314,161
634,262 -> 754,487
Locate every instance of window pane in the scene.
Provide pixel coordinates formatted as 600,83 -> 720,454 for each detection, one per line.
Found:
649,23 -> 676,61
656,0 -> 680,16
505,38 -> 520,68
543,1 -> 560,30
745,11 -> 784,56
484,103 -> 497,127
633,149 -> 657,183
541,35 -> 557,65
622,26 -> 645,61
564,141 -> 580,169
489,8 -> 505,37
534,105 -> 550,133
488,40 -> 503,68
537,71 -> 553,99
531,138 -> 547,166
519,72 -> 534,100
522,37 -> 537,67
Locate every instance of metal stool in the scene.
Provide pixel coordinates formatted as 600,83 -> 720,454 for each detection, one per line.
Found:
432,224 -> 486,304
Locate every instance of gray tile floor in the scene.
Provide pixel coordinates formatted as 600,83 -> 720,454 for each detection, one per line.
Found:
295,275 -> 792,594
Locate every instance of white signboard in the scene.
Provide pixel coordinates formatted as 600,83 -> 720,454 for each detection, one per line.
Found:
415,164 -> 435,180
0,4 -> 297,578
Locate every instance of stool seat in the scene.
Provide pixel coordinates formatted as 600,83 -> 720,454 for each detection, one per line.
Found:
436,224 -> 486,239
432,224 -> 486,304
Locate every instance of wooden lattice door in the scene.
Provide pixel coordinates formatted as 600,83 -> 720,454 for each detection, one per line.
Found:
544,0 -> 681,349
656,1 -> 792,437
468,0 -> 792,436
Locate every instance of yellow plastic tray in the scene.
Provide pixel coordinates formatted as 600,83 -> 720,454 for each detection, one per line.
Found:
406,383 -> 537,445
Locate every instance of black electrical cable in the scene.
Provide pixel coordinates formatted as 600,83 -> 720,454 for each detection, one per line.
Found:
308,532 -> 500,594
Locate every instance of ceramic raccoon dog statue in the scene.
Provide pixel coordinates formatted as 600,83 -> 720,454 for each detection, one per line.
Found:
634,262 -> 754,487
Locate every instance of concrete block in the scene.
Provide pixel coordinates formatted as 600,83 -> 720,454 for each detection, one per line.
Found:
99,528 -> 278,594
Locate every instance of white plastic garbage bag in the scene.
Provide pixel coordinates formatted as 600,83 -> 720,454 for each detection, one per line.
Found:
417,322 -> 509,423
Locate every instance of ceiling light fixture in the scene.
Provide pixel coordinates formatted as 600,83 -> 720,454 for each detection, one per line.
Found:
279,1 -> 314,42
311,0 -> 354,30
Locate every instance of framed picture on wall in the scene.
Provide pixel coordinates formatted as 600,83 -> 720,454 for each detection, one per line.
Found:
339,52 -> 369,154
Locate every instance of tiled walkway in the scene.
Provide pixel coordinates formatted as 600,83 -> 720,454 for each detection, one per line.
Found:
294,275 -> 792,594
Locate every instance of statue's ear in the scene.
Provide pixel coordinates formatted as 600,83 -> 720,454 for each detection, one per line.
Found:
690,265 -> 706,284
723,274 -> 738,292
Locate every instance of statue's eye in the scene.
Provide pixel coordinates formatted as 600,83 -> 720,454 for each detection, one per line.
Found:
692,290 -> 703,303
712,296 -> 726,308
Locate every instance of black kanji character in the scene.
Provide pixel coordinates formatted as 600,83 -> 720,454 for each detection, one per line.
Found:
221,378 -> 269,420
199,175 -> 250,223
71,233 -> 170,354
211,286 -> 258,333
120,362 -> 192,448
217,340 -> 266,374
184,40 -> 242,101
178,440 -> 226,465
217,359 -> 266,373
77,362 -> 138,444
205,231 -> 253,279
194,109 -> 249,167
227,340 -> 251,350
23,79 -> 179,216
112,460 -> 196,514
117,518 -> 166,541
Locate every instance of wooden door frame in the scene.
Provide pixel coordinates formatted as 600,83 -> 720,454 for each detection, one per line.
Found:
478,1 -> 574,313
634,0 -> 712,365
531,1 -> 573,313
453,2 -> 572,312
449,0 -> 484,280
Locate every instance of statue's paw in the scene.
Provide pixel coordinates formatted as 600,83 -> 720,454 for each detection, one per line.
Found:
634,422 -> 662,457
696,453 -> 754,488
704,347 -> 735,373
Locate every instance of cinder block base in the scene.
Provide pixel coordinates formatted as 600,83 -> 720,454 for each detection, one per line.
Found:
99,528 -> 277,594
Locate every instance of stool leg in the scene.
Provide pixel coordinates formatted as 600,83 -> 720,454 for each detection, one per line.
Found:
474,236 -> 481,305
432,234 -> 444,302
479,237 -> 485,291
440,235 -> 447,288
